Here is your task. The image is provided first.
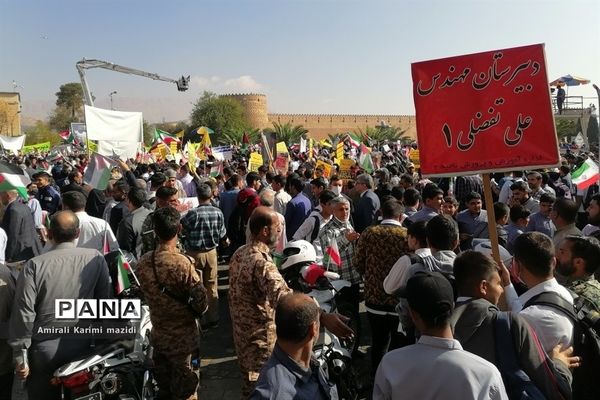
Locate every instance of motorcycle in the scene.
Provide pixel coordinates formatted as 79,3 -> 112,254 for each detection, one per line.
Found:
280,241 -> 362,400
51,251 -> 157,400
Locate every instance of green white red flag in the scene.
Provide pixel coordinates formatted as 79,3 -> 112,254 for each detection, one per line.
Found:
115,252 -> 131,295
572,158 -> 600,190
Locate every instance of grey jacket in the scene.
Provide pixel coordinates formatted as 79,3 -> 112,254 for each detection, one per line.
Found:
452,298 -> 572,400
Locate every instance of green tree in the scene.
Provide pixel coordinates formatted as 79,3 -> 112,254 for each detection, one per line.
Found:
48,106 -> 78,131
555,118 -> 579,141
354,125 -> 407,143
217,127 -> 260,145
327,133 -> 343,145
264,122 -> 308,146
143,120 -> 154,146
55,82 -> 84,119
24,121 -> 61,146
188,91 -> 250,143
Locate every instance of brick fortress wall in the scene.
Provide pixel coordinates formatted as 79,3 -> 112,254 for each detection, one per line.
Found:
220,93 -> 416,141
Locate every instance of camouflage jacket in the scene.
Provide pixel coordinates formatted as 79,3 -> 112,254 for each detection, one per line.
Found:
137,246 -> 206,355
567,277 -> 600,312
228,240 -> 292,376
141,212 -> 184,256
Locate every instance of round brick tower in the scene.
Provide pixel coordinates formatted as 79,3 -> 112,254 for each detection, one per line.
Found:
219,93 -> 269,130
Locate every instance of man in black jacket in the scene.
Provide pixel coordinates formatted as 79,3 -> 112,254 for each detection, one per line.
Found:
0,190 -> 42,263
352,173 -> 380,233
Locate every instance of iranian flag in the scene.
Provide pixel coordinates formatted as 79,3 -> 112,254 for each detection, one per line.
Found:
0,161 -> 30,200
346,133 -> 361,148
326,238 -> 342,267
572,158 -> 600,190
84,153 -> 118,191
153,129 -> 180,146
115,252 -> 131,295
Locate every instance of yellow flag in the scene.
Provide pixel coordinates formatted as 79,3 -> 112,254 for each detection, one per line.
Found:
276,141 -> 288,155
336,142 -> 344,160
169,142 -> 178,154
187,143 -> 197,173
175,130 -> 184,138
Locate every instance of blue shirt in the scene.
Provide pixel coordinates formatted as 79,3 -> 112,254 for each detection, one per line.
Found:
251,343 -> 338,400
407,205 -> 439,224
285,192 -> 312,241
456,209 -> 488,237
219,188 -> 240,228
506,223 -> 524,254
36,185 -> 61,215
526,212 -> 555,238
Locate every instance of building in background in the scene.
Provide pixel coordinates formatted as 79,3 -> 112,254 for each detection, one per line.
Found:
221,93 -> 416,141
0,92 -> 22,136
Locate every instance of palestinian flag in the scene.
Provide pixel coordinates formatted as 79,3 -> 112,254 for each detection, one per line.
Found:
84,153 -> 118,191
326,238 -> 342,267
0,161 -> 30,200
115,252 -> 131,295
572,158 -> 600,190
346,133 -> 361,148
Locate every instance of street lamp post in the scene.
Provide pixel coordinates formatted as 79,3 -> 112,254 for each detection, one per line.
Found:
109,91 -> 117,110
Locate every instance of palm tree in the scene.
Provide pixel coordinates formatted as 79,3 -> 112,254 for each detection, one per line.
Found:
264,122 -> 308,146
353,125 -> 408,143
327,133 -> 344,146
216,127 -> 260,145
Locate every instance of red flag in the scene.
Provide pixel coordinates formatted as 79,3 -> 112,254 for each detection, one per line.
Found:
242,132 -> 250,145
326,238 -> 342,267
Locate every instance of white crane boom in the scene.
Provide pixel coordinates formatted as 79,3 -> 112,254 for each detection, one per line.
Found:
76,58 -> 190,106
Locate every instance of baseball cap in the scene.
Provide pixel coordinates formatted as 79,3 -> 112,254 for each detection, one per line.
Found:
399,271 -> 454,318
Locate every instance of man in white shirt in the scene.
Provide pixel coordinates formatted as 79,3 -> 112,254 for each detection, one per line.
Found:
62,191 -> 119,252
504,232 -> 574,354
292,190 -> 335,243
272,175 -> 291,216
384,220 -> 430,295
374,271 -> 508,400
178,163 -> 197,198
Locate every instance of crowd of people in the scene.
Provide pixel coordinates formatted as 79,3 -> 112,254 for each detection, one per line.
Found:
0,144 -> 599,400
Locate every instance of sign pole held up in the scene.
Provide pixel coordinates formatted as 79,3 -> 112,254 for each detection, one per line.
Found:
482,173 -> 501,265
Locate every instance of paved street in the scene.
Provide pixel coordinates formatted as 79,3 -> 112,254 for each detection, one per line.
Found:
198,263 -> 373,399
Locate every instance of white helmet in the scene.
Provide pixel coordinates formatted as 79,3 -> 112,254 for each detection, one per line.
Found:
473,240 -> 513,266
280,240 -> 317,272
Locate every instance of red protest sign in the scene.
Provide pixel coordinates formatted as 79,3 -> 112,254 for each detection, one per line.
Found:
412,43 -> 559,177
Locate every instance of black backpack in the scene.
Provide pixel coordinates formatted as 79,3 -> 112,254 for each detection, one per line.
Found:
524,291 -> 600,400
494,312 -> 546,400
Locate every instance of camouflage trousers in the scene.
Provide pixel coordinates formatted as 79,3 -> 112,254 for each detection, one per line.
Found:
154,351 -> 199,400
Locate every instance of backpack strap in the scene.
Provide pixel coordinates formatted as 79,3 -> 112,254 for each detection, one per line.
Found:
523,291 -> 578,323
151,250 -> 195,309
310,215 -> 321,243
494,312 -> 520,371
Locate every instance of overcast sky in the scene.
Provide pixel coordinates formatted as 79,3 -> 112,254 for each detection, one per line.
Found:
1,0 -> 599,123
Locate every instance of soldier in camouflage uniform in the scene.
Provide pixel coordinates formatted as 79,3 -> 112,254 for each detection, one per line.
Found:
141,186 -> 181,255
556,235 -> 600,310
137,207 -> 207,400
229,207 -> 353,398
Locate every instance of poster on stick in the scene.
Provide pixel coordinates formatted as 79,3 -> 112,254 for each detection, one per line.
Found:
411,43 -> 559,177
